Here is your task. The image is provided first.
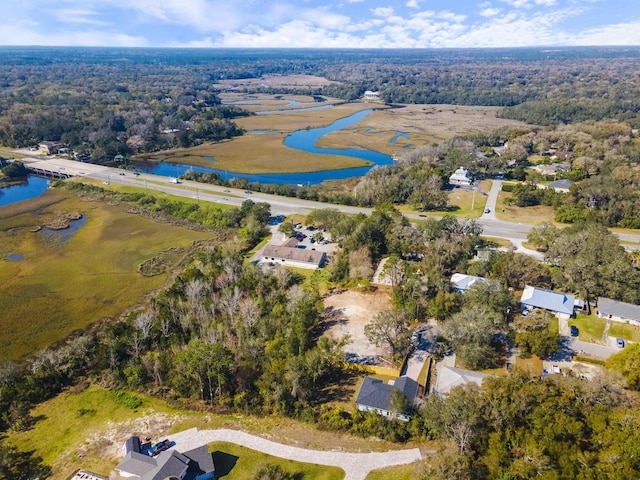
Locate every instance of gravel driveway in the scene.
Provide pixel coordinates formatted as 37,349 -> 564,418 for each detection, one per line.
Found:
170,428 -> 422,480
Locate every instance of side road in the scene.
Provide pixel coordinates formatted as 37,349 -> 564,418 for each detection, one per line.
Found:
170,427 -> 423,480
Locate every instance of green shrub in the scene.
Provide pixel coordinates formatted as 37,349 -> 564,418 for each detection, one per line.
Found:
111,390 -> 143,409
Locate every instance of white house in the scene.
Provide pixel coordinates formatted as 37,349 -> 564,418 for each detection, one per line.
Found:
597,298 -> 640,327
263,243 -> 326,269
433,365 -> 491,396
449,166 -> 472,186
363,90 -> 380,100
450,273 -> 489,293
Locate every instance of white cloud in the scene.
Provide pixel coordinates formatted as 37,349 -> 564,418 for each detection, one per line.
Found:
534,0 -> 558,5
0,20 -> 147,47
406,0 -> 421,8
569,20 -> 640,45
371,6 -> 394,17
50,9 -> 110,26
499,0 -> 531,7
480,8 -> 502,17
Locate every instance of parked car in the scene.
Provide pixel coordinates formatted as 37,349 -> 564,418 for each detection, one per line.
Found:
484,208 -> 491,213
616,337 -> 625,348
570,325 -> 579,337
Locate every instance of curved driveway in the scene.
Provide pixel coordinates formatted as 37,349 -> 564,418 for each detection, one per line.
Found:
170,427 -> 422,480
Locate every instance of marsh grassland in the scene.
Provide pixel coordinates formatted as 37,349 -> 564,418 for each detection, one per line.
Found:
0,189 -> 213,360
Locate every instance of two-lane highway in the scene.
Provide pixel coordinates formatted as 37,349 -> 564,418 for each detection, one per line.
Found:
9,155 -> 640,249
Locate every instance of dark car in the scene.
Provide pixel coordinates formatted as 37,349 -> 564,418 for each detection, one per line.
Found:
484,208 -> 491,213
616,337 -> 625,348
570,325 -> 579,337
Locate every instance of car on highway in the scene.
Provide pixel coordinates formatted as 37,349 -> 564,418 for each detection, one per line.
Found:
119,172 -> 125,176
484,208 -> 491,213
223,189 -> 230,193
570,325 -> 579,337
133,172 -> 140,176
616,337 -> 625,348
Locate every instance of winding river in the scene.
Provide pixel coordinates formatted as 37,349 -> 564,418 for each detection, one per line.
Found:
3,109 -> 392,206
136,108 -> 392,185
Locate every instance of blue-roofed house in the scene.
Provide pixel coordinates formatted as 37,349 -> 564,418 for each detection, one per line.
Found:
450,273 -> 490,293
355,376 -> 419,422
521,285 -> 575,317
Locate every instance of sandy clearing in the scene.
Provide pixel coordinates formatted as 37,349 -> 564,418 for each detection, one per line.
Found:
323,289 -> 393,366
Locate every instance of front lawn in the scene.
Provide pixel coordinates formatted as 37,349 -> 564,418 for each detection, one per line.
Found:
570,315 -> 607,343
608,322 -> 640,343
209,441 -> 344,480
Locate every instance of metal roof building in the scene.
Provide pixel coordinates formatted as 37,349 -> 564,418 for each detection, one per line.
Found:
521,285 -> 575,316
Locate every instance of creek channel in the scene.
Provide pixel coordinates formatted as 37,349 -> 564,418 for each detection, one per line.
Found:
134,109 -> 393,186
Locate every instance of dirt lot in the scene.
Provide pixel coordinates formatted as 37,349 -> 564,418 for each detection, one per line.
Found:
322,289 -> 393,366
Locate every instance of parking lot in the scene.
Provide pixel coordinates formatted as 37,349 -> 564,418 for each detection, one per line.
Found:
253,219 -> 336,265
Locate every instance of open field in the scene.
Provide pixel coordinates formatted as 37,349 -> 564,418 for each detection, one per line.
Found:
215,74 -> 340,90
7,384 -> 419,479
209,441 -> 344,480
496,191 -> 557,224
0,189 -> 214,360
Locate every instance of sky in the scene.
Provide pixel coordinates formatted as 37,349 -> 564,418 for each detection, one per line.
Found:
0,0 -> 639,49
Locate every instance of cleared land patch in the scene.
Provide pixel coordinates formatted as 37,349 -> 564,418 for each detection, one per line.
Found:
214,74 -> 340,90
0,189 -> 214,360
323,289 -> 393,366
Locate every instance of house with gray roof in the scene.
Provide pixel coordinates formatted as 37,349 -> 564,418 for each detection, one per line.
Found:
521,285 -> 575,317
115,439 -> 214,480
355,376 -> 419,422
597,298 -> 640,327
545,179 -> 574,193
450,273 -> 489,293
433,365 -> 491,396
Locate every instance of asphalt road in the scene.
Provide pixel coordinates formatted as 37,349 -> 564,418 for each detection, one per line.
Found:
10,154 -> 640,248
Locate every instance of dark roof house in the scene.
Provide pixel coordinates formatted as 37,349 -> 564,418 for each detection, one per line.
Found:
521,285 -> 575,316
116,439 -> 214,480
597,298 -> 640,327
355,376 -> 419,422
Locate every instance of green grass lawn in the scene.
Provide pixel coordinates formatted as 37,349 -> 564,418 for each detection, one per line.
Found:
366,463 -> 418,480
608,322 -> 640,343
209,441 -> 344,480
8,385 -> 180,478
570,314 -> 607,343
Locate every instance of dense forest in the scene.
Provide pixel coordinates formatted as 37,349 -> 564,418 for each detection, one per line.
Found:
2,46 -> 640,162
